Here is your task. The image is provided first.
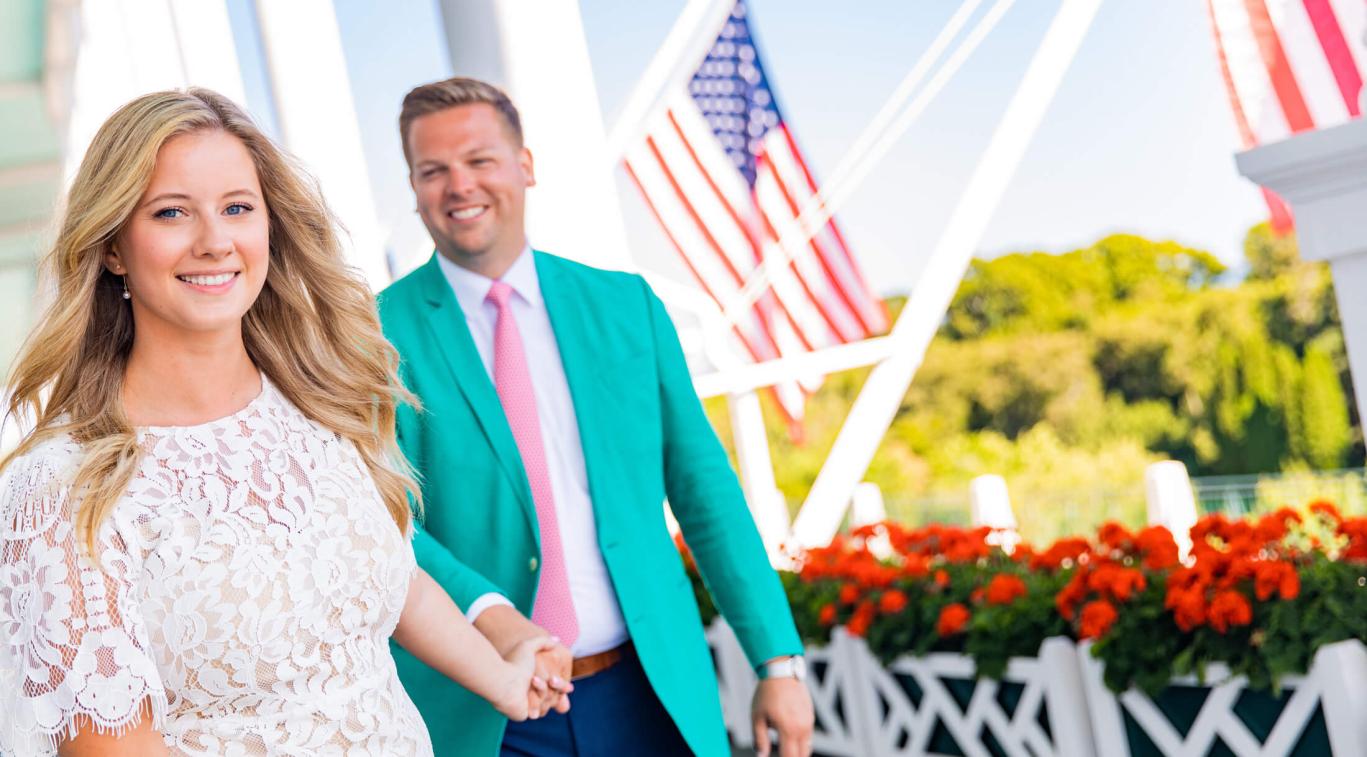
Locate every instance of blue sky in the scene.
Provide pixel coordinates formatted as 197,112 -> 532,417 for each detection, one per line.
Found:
319,0 -> 1266,294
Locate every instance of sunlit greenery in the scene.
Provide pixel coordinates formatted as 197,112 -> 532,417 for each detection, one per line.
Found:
706,226 -> 1361,543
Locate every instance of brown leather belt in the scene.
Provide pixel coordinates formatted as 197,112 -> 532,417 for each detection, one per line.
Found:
570,641 -> 632,680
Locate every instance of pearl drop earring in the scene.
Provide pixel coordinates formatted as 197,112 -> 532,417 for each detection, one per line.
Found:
122,275 -> 131,300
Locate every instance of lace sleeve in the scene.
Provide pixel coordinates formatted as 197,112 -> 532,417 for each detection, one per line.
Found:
0,441 -> 167,755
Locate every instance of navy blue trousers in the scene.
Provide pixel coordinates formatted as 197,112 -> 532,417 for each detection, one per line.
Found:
501,647 -> 693,756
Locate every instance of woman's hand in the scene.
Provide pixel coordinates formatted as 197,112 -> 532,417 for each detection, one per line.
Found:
495,635 -> 573,721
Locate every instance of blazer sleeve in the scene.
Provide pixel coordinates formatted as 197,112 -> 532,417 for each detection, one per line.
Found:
397,394 -> 508,610
642,280 -> 803,667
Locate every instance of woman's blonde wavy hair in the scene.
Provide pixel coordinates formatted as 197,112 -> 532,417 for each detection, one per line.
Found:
2,88 -> 419,554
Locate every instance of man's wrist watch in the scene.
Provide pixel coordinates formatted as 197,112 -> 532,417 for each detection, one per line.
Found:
757,655 -> 807,682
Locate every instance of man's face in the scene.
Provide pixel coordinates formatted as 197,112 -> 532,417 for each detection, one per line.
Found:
407,103 -> 535,278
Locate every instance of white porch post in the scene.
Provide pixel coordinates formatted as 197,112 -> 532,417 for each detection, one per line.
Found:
62,0 -> 246,176
726,391 -> 791,558
1235,119 -> 1367,422
434,0 -> 633,271
251,0 -> 389,289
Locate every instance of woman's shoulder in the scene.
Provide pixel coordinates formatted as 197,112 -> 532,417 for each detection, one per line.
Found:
0,431 -> 83,539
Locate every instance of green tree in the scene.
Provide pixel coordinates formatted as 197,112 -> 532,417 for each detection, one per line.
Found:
1244,221 -> 1301,280
1297,339 -> 1352,468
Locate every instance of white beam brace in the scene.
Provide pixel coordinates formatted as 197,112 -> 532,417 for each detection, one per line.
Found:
790,0 -> 1104,548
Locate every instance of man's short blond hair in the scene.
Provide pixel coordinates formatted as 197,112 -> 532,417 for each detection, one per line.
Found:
399,77 -> 523,165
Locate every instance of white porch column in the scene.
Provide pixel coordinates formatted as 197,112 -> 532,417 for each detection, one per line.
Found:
726,390 -> 791,558
63,0 -> 246,176
252,0 -> 389,289
1236,119 -> 1367,421
434,0 -> 632,271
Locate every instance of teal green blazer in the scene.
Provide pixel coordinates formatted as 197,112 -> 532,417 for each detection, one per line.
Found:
377,252 -> 802,756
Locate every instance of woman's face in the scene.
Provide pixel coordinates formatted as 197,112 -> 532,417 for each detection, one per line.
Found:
110,129 -> 270,341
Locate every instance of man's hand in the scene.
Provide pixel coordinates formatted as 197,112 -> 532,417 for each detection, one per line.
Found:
751,675 -> 814,757
474,604 -> 573,717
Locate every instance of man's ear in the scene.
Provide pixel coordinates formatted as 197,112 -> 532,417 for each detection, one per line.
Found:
520,147 -> 536,188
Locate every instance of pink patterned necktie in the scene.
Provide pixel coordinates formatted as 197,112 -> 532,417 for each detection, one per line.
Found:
486,280 -> 579,647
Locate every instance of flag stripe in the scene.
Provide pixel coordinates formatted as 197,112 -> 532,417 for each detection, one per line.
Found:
1243,0 -> 1316,131
1303,0 -> 1365,115
1212,0 -> 1292,142
1328,0 -> 1367,72
623,159 -> 770,363
662,99 -> 835,354
663,109 -> 819,353
765,127 -> 880,335
645,136 -> 750,288
758,147 -> 867,340
777,127 -> 890,332
753,165 -> 851,343
627,142 -> 779,358
639,136 -> 789,361
1269,0 -> 1349,125
1208,0 -> 1296,231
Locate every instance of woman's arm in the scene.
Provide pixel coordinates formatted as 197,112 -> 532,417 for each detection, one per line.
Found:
393,568 -> 560,720
58,700 -> 169,756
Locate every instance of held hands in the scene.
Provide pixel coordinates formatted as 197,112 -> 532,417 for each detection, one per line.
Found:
495,635 -> 574,721
529,639 -> 574,717
474,605 -> 574,719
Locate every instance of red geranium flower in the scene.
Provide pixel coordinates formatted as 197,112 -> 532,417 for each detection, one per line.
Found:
818,603 -> 837,626
879,589 -> 909,615
936,603 -> 971,637
1208,590 -> 1253,633
1078,599 -> 1118,640
838,583 -> 860,606
985,574 -> 1028,606
847,601 -> 875,637
1253,561 -> 1300,601
1309,499 -> 1342,524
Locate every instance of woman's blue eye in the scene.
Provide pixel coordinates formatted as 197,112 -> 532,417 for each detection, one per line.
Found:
225,203 -> 252,216
154,207 -> 185,219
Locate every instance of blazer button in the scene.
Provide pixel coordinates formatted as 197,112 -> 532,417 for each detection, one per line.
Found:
529,557 -> 539,572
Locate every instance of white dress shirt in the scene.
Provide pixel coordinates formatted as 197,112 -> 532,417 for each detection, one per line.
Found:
438,248 -> 629,657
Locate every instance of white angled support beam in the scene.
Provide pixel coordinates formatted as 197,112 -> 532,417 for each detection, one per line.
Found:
252,0 -> 389,289
791,0 -> 1104,548
692,336 -> 893,398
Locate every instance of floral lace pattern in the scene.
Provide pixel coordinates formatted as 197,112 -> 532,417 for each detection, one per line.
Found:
0,380 -> 433,756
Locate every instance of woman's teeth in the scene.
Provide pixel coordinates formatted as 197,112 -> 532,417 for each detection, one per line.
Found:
178,273 -> 236,286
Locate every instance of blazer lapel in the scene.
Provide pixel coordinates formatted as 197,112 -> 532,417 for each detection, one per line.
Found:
535,252 -> 611,514
414,255 -> 537,536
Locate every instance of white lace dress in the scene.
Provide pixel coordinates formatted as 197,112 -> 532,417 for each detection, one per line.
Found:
0,379 -> 434,756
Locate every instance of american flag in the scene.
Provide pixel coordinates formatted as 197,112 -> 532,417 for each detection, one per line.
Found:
624,0 -> 889,424
1207,0 -> 1366,231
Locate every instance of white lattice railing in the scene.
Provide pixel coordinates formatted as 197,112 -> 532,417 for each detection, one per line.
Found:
1079,639 -> 1367,757
707,623 -> 1367,757
708,623 -> 1093,756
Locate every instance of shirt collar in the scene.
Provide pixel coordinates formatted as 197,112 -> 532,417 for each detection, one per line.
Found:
436,245 -> 541,315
